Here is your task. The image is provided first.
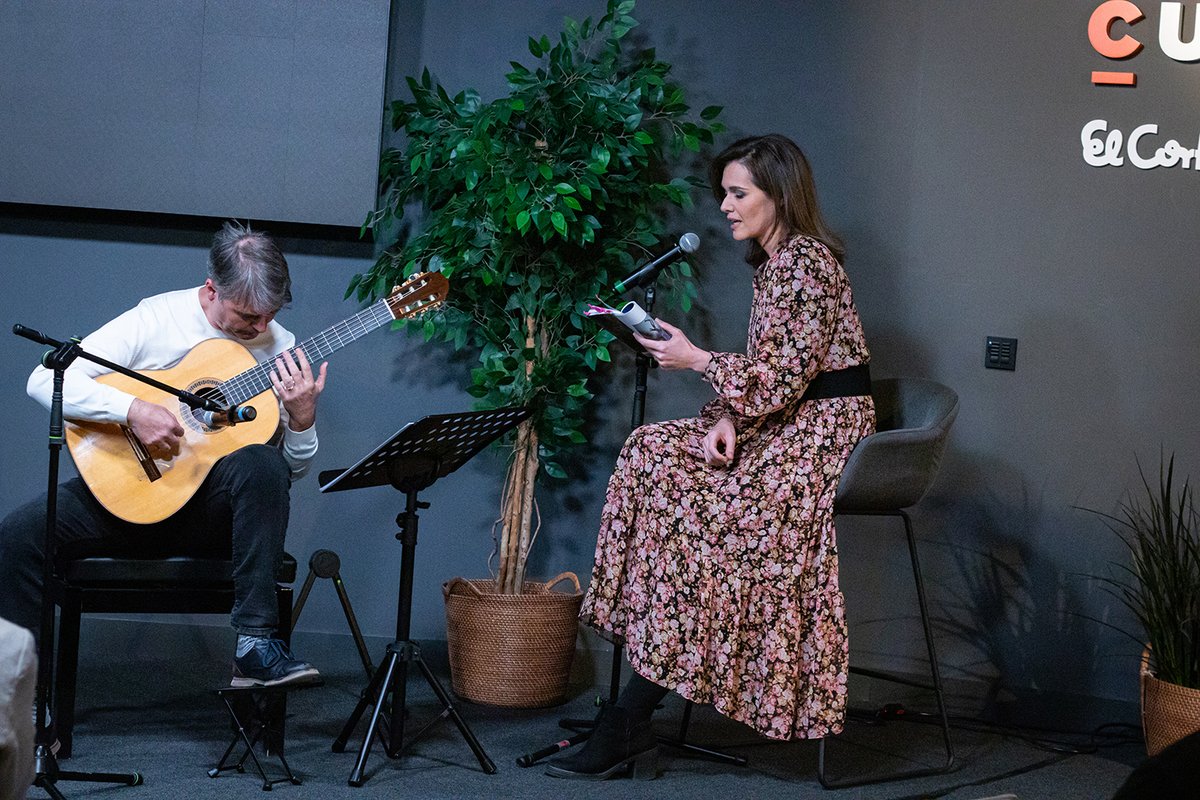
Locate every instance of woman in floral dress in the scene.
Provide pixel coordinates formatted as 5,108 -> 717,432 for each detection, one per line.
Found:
547,134 -> 875,781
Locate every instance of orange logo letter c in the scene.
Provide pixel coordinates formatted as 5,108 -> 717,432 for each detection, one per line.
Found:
1089,0 -> 1145,59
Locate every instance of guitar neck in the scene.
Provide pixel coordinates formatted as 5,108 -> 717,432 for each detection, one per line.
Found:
218,298 -> 395,406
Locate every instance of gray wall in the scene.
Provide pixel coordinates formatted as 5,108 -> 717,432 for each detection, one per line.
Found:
0,0 -> 389,226
2,1 -> 1197,716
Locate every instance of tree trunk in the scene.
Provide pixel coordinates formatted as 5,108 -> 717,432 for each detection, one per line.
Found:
495,314 -> 541,594
496,418 -> 538,594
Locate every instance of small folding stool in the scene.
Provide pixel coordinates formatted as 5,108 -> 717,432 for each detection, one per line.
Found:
210,680 -> 324,791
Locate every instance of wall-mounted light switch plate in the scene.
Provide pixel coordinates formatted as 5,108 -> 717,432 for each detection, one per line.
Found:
985,336 -> 1017,370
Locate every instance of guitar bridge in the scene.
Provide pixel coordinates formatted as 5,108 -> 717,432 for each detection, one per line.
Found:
122,426 -> 162,482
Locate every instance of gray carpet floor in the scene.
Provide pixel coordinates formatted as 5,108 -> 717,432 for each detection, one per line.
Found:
30,626 -> 1144,799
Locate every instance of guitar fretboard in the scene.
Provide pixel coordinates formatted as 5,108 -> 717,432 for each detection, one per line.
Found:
217,298 -> 397,406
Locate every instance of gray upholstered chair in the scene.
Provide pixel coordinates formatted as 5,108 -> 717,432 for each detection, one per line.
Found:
817,376 -> 959,788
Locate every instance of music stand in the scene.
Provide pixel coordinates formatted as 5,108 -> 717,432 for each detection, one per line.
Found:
320,407 -> 530,787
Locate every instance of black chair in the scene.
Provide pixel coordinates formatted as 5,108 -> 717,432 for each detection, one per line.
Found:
816,376 -> 959,788
45,552 -> 297,757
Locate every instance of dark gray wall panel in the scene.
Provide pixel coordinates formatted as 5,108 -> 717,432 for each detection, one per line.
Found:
0,0 -> 389,226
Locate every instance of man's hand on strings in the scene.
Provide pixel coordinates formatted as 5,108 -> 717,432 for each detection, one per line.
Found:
271,347 -> 328,431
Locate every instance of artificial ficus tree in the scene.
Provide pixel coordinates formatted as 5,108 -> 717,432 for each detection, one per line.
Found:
351,0 -> 722,593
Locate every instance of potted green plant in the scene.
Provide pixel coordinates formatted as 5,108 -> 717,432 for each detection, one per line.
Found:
349,0 -> 722,706
1090,453 -> 1200,755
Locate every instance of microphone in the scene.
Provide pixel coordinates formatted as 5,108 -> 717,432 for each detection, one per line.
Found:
614,232 -> 700,293
196,405 -> 256,429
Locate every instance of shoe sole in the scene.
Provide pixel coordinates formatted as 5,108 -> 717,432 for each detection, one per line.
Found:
230,666 -> 321,688
544,747 -> 659,781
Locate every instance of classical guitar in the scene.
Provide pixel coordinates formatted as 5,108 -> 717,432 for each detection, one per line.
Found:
65,272 -> 448,525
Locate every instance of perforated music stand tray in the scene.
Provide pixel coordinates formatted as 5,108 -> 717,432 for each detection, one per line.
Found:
318,407 -> 529,787
319,406 -> 530,495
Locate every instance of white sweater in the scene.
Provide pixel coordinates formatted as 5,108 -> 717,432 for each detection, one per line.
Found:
26,287 -> 318,480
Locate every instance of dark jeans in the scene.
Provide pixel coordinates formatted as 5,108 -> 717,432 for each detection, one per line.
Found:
0,444 -> 291,643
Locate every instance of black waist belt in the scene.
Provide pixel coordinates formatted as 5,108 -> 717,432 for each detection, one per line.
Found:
801,364 -> 872,402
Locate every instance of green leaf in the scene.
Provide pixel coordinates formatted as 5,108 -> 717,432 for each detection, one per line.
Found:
542,461 -> 567,479
349,0 -> 728,529
589,145 -> 611,174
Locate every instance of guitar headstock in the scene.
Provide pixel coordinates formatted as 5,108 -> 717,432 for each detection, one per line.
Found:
384,272 -> 450,321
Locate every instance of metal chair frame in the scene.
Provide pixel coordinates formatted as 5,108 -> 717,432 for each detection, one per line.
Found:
816,507 -> 955,788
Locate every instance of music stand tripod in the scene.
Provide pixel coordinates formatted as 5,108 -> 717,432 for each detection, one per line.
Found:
320,407 -> 530,787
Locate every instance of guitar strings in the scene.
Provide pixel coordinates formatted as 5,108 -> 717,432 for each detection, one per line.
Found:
215,280 -> 437,405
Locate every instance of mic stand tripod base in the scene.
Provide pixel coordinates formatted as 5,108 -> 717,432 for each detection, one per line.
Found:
34,743 -> 144,799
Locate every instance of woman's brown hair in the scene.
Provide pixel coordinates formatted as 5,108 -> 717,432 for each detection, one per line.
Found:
708,134 -> 845,267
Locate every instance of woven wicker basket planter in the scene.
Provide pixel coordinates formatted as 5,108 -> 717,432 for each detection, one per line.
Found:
1140,649 -> 1200,756
443,572 -> 583,708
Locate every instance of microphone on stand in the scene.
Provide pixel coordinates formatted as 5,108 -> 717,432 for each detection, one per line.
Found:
614,232 -> 700,293
196,405 -> 256,429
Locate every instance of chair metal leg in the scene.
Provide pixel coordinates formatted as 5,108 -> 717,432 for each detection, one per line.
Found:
817,509 -> 955,789
660,700 -> 749,767
54,588 -> 82,759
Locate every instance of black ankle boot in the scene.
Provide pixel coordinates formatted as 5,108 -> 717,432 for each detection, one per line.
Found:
545,702 -> 659,780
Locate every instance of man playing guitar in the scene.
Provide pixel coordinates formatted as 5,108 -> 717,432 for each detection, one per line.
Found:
1,221 -> 326,689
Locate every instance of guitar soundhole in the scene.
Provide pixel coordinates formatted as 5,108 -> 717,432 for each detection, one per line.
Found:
180,382 -> 227,434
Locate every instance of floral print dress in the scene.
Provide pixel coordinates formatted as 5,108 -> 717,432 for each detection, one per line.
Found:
580,234 -> 876,740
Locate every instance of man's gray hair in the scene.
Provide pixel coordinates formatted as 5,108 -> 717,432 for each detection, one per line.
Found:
208,221 -> 292,312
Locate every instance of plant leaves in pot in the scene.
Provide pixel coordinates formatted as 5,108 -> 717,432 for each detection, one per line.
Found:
350,0 -> 723,706
1086,453 -> 1200,756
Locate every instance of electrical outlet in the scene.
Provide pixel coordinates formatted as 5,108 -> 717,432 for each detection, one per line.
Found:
985,336 -> 1017,370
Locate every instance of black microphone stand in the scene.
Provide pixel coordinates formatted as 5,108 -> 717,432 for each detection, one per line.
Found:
518,267 -> 746,769
630,283 -> 656,434
515,278 -> 659,769
13,329 -> 144,797
13,323 -> 252,796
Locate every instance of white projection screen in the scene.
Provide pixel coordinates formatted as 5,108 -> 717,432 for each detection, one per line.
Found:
0,0 -> 390,227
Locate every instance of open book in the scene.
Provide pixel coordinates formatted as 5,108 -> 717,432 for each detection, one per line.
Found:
585,301 -> 672,350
